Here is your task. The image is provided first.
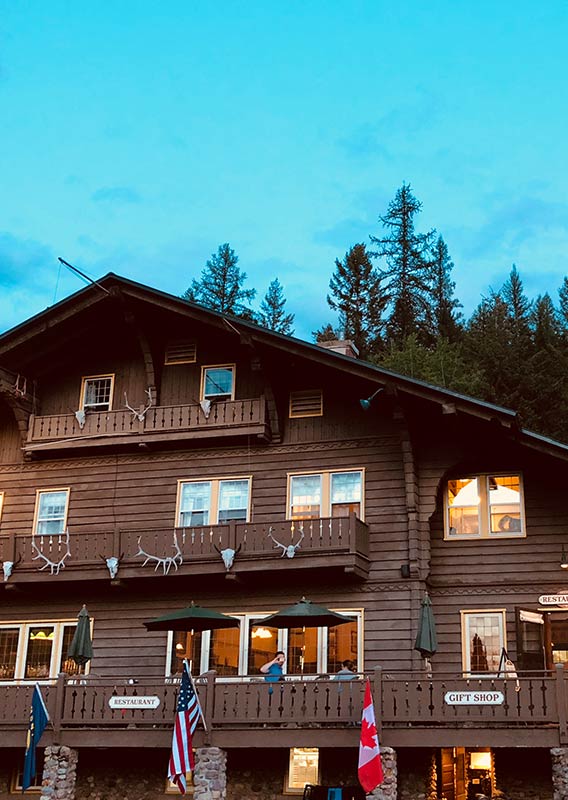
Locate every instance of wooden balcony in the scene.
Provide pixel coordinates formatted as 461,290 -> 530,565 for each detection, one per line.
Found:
0,514 -> 370,584
24,396 -> 269,452
1,668 -> 567,749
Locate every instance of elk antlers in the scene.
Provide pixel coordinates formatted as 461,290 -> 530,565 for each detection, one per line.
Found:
32,530 -> 71,575
124,388 -> 153,421
136,532 -> 182,575
267,526 -> 304,558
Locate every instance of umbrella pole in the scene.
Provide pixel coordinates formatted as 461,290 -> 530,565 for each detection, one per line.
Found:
183,659 -> 208,733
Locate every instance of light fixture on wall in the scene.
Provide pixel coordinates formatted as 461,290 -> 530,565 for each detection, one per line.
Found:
359,388 -> 384,411
561,547 -> 568,570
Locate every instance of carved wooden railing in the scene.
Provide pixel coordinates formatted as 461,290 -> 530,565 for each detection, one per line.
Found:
0,514 -> 369,575
1,668 -> 567,741
26,397 -> 267,444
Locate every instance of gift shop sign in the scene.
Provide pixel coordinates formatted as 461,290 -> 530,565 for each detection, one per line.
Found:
539,594 -> 568,606
108,696 -> 161,710
444,691 -> 504,706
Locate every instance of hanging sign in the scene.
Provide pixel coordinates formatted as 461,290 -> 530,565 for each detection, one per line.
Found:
444,690 -> 504,706
109,695 -> 161,710
538,594 -> 568,606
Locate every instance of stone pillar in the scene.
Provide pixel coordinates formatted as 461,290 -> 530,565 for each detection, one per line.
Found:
551,747 -> 568,800
367,747 -> 397,800
40,745 -> 78,800
193,746 -> 227,800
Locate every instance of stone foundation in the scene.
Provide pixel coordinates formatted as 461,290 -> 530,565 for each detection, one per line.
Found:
551,747 -> 568,800
40,746 -> 78,800
366,747 -> 396,800
194,747 -> 226,800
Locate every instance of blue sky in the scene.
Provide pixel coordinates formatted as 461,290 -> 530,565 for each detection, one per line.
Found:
1,2 -> 567,339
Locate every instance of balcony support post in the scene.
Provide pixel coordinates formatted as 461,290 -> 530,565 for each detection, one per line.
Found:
203,670 -> 217,746
52,672 -> 67,745
556,663 -> 568,745
374,666 -> 383,739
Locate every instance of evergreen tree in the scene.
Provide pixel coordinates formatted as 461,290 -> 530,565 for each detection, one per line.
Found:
183,243 -> 256,319
326,243 -> 386,359
369,183 -> 436,347
258,278 -> 295,335
312,323 -> 342,343
557,277 -> 568,333
430,235 -> 462,342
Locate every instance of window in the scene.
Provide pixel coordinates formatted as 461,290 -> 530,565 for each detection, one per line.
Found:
80,374 -> 114,411
289,390 -> 323,418
33,489 -> 70,536
285,748 -> 319,794
461,610 -> 506,675
0,621 -> 87,682
165,773 -> 194,795
288,470 -> 364,520
11,751 -> 44,793
445,475 -> 524,539
201,365 -> 235,401
176,478 -> 251,527
165,610 -> 363,677
164,340 -> 197,365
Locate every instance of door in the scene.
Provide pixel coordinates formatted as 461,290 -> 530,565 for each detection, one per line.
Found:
548,612 -> 568,669
515,608 -> 545,672
440,749 -> 455,800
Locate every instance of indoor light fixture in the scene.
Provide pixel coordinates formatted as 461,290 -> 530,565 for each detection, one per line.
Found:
359,387 -> 384,411
561,547 -> 568,570
251,627 -> 273,639
470,751 -> 491,770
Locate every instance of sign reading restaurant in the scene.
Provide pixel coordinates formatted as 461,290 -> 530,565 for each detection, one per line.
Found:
444,691 -> 504,706
539,594 -> 568,606
108,696 -> 161,710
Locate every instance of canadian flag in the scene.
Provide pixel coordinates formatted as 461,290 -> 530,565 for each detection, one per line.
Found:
358,678 -> 384,793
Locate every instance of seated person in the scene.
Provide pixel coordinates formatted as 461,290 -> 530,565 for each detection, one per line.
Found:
334,659 -> 357,680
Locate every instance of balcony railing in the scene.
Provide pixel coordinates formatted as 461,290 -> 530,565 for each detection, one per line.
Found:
25,396 -> 269,450
1,668 -> 567,747
0,514 -> 369,582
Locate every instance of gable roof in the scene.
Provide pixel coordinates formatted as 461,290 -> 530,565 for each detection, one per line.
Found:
1,271 -> 567,462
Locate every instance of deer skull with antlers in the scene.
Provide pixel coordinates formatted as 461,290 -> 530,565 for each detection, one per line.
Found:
267,527 -> 304,558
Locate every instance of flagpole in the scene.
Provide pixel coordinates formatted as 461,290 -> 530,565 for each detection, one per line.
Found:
183,659 -> 208,733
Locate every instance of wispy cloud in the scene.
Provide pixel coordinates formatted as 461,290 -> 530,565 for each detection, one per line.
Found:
91,186 -> 141,204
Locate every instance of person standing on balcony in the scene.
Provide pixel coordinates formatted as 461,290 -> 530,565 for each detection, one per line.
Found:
260,651 -> 286,690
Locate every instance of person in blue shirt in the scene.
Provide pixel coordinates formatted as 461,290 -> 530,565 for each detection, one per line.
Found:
260,651 -> 285,690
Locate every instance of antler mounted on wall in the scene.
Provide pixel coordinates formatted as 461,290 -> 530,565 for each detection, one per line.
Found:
124,388 -> 153,421
267,525 -> 305,558
136,532 -> 183,575
32,530 -> 71,575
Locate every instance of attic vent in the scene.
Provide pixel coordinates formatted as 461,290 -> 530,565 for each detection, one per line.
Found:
289,390 -> 323,419
165,341 -> 197,365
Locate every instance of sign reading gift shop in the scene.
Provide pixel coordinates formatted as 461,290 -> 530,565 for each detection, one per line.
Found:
444,691 -> 504,706
108,695 -> 161,710
539,594 -> 568,606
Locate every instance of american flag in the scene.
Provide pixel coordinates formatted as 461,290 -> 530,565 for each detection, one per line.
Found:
168,661 -> 201,794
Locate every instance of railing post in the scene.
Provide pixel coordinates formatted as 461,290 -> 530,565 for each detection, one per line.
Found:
26,414 -> 35,442
113,525 -> 122,560
555,663 -> 568,744
374,666 -> 383,738
52,673 -> 67,744
228,520 -> 237,551
203,671 -> 217,745
349,511 -> 357,553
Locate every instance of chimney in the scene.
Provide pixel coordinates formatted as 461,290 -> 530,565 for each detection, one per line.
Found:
318,339 -> 360,359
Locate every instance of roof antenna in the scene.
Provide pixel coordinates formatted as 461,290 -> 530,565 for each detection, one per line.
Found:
58,257 -> 111,296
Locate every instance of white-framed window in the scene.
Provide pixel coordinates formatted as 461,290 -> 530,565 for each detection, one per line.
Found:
176,477 -> 251,527
33,489 -> 70,536
285,748 -> 320,795
0,621 -> 89,682
288,470 -> 364,520
200,365 -> 235,402
461,609 -> 506,676
166,609 -> 363,678
445,474 -> 524,539
80,374 -> 114,412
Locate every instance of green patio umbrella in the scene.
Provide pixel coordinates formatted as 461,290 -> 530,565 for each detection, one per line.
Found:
68,605 -> 94,667
144,601 -> 241,632
414,593 -> 438,659
259,597 -> 354,629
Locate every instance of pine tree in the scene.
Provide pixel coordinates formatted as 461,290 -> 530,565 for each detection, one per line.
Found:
326,243 -> 386,359
369,183 -> 435,347
183,243 -> 256,319
258,278 -> 295,335
557,277 -> 568,333
430,235 -> 462,342
312,323 -> 342,343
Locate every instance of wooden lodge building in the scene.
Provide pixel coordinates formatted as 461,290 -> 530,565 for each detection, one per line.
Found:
2,273 -> 568,800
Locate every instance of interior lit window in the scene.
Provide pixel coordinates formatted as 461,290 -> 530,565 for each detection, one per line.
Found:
290,474 -> 322,519
462,610 -> 506,675
0,621 -> 85,682
170,631 -> 203,675
248,622 -> 279,674
0,628 -> 19,680
285,748 -> 319,794
446,474 -> 523,539
287,627 -> 318,675
208,627 -> 240,676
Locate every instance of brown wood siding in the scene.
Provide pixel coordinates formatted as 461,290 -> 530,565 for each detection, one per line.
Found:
0,400 -> 22,464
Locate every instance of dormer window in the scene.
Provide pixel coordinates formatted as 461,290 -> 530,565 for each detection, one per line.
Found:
201,365 -> 235,402
80,375 -> 114,412
445,474 -> 524,539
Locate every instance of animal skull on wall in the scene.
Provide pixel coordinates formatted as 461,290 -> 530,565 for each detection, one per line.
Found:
214,543 -> 242,570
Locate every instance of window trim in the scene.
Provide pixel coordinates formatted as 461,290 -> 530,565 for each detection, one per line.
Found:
0,619 -> 92,683
175,476 -> 252,528
284,747 -> 320,795
444,473 -> 525,540
461,608 -> 507,677
286,469 -> 365,521
200,364 -> 236,402
32,488 -> 70,536
79,373 -> 115,412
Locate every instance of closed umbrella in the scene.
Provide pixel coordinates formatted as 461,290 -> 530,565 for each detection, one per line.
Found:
144,601 -> 240,632
414,594 -> 438,659
68,605 -> 94,667
260,597 -> 354,629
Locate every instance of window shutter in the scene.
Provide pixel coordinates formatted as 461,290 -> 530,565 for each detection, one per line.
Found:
165,341 -> 197,365
289,390 -> 323,418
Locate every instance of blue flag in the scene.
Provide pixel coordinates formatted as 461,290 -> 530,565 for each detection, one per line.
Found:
22,684 -> 50,791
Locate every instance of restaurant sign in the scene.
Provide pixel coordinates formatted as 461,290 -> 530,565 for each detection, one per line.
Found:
539,594 -> 568,606
108,695 -> 161,710
444,691 -> 504,706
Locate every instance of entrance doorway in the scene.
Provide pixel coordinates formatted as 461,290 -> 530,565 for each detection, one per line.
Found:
438,749 -> 493,800
516,608 -> 568,671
